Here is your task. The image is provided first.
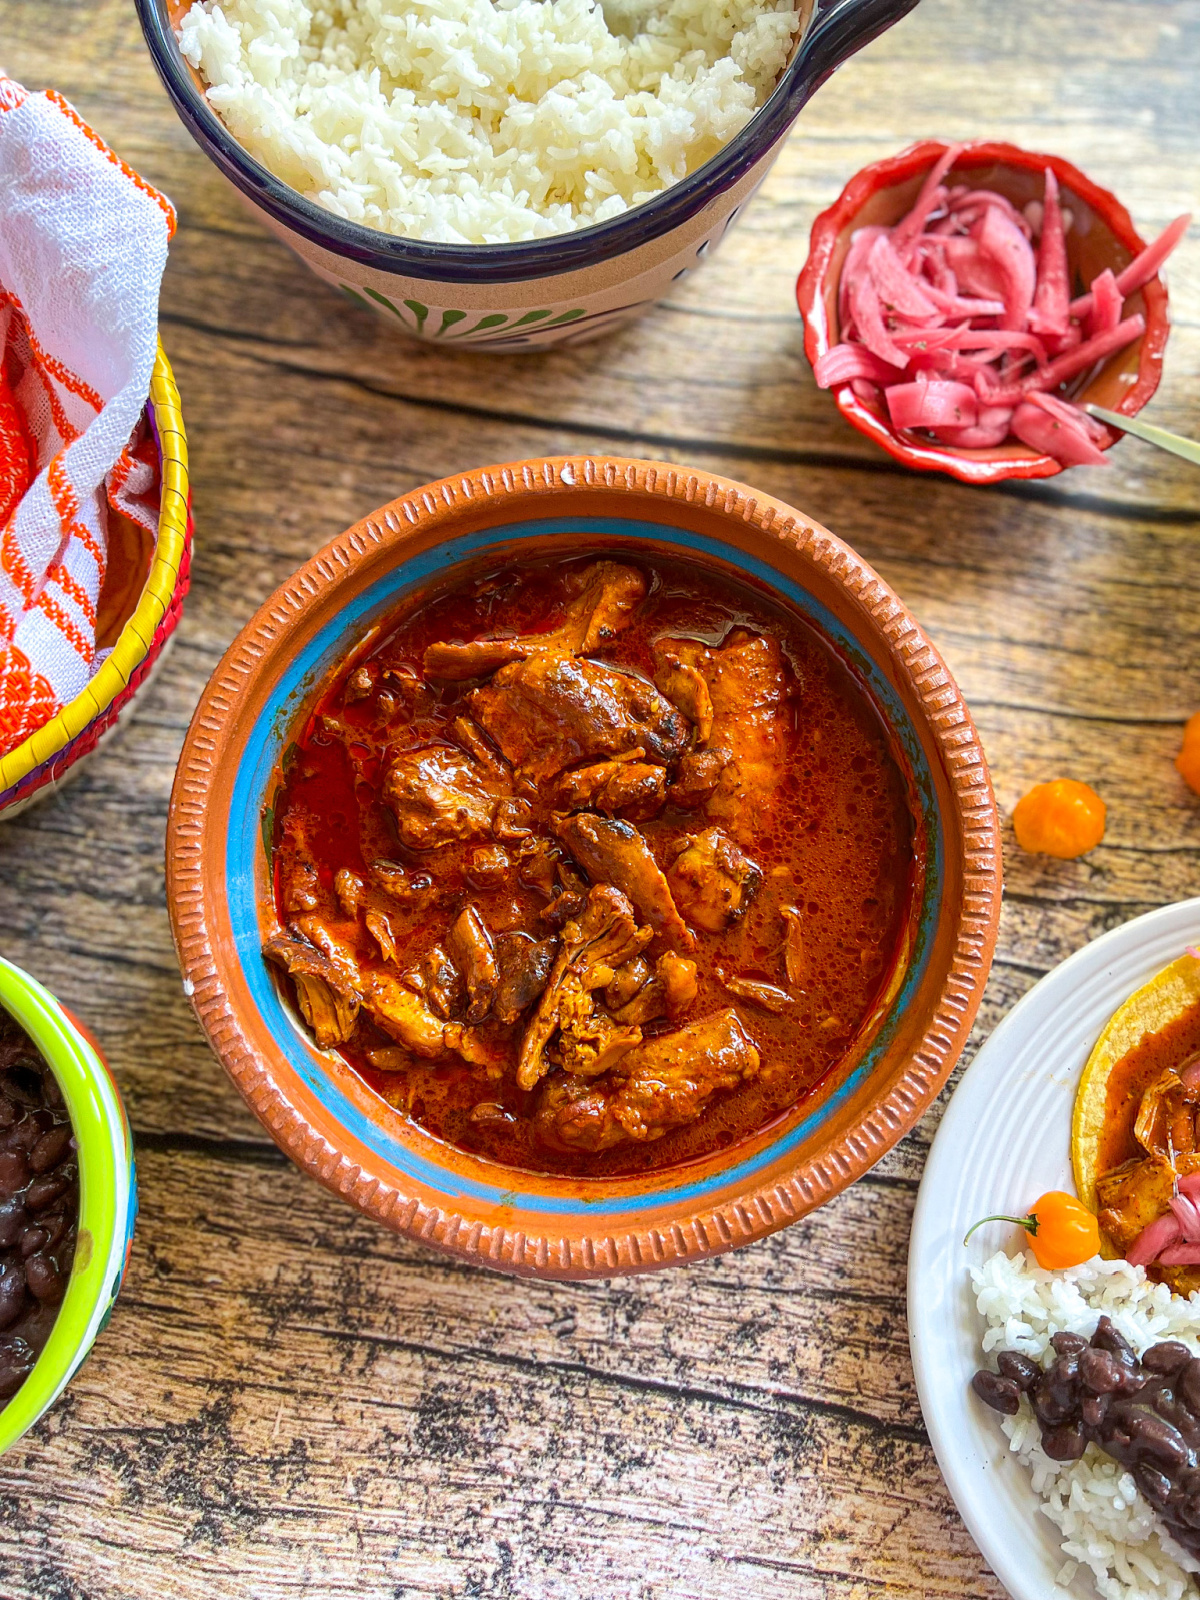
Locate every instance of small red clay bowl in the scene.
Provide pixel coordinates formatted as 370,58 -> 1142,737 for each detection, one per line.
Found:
796,139 -> 1171,484
166,458 -> 1002,1279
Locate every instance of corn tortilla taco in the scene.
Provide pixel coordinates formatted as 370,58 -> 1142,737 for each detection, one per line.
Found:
1072,949 -> 1200,1287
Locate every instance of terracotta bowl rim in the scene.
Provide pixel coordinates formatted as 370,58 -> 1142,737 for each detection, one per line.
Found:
165,457 -> 1002,1278
795,138 -> 1171,484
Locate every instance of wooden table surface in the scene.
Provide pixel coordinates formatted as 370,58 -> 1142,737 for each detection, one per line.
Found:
1,1 -> 1198,1594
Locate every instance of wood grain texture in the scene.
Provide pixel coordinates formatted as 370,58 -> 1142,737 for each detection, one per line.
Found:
0,0 -> 1197,1591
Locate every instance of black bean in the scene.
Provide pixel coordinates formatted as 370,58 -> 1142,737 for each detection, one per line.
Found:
0,1335 -> 34,1399
1182,1492 -> 1200,1531
1042,1422 -> 1087,1460
0,1149 -> 28,1197
1116,1364 -> 1146,1396
1135,1463 -> 1174,1507
37,1210 -> 68,1252
0,1264 -> 26,1329
1092,1316 -> 1135,1361
24,1174 -> 68,1212
0,1015 -> 78,1405
2,1116 -> 40,1154
24,1253 -> 63,1304
1126,1411 -> 1189,1467
1051,1331 -> 1089,1357
18,1225 -> 47,1259
1080,1347 -> 1124,1394
1143,1342 -> 1192,1375
28,1124 -> 71,1175
0,1071 -> 38,1109
997,1351 -> 1040,1391
1047,1352 -> 1082,1403
0,1195 -> 24,1249
1179,1359 -> 1200,1417
1153,1391 -> 1198,1438
971,1370 -> 1021,1415
1033,1386 -> 1074,1427
1081,1393 -> 1111,1428
1101,1406 -> 1137,1454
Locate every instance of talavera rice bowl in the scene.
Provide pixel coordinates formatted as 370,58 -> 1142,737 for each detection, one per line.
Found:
165,457 -> 1000,1279
137,0 -> 918,349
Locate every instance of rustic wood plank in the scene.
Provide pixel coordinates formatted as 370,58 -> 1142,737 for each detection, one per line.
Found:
0,0 -> 1196,1592
0,1150 -> 998,1600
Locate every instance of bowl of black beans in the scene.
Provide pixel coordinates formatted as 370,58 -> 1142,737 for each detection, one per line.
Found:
0,958 -> 136,1454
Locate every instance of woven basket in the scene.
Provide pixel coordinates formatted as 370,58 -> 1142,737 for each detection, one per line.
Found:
0,340 -> 191,818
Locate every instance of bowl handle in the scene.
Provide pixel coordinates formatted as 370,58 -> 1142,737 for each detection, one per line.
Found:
793,0 -> 921,93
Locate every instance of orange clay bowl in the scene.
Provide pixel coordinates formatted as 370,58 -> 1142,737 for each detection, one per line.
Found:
796,140 -> 1172,484
165,459 -> 1001,1279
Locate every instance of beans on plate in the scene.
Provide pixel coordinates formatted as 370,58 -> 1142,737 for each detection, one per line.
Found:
973,1314 -> 1200,1558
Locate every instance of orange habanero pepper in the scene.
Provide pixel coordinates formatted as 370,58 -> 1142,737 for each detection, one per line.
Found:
1012,778 -> 1106,859
964,1191 -> 1101,1270
1176,713 -> 1200,795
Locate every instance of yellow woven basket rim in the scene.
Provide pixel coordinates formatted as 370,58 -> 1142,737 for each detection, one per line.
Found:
0,338 -> 189,793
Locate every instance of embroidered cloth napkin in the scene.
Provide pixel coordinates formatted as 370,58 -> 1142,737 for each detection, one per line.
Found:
0,74 -> 174,758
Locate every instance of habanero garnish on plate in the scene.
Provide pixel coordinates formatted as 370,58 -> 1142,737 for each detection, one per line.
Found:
807,142 -> 1190,469
964,950 -> 1200,1600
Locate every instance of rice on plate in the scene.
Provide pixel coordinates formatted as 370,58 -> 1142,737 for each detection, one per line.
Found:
974,1248 -> 1200,1600
178,0 -> 803,243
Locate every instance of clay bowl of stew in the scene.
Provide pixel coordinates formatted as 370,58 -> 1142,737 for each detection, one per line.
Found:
166,458 -> 1001,1279
0,958 -> 136,1453
796,140 -> 1173,484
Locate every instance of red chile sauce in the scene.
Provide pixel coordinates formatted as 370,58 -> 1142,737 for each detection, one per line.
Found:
1099,999 -> 1200,1177
270,550 -> 921,1178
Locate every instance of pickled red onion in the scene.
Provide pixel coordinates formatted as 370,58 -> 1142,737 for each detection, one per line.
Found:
1029,169 -> 1069,341
886,380 -> 978,430
1119,1182 -> 1200,1269
813,345 -> 902,387
1127,1210 -> 1182,1266
1169,1192 -> 1200,1243
1070,212 -> 1192,322
975,205 -> 1037,330
1011,397 -> 1109,467
812,155 -> 1190,469
1088,268 -> 1122,337
1155,1241 -> 1200,1267
933,405 -> 1014,448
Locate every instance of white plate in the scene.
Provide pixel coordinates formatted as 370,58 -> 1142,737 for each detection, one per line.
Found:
908,896 -> 1200,1600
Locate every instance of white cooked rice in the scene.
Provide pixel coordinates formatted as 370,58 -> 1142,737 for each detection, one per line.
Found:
178,0 -> 802,244
973,1249 -> 1200,1600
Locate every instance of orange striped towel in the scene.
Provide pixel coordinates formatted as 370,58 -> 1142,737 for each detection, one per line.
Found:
0,76 -> 174,758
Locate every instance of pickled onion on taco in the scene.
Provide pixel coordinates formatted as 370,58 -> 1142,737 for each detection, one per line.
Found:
1072,948 -> 1200,1292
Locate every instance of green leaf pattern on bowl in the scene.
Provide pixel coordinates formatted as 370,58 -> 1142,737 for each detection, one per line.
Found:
340,285 -> 589,344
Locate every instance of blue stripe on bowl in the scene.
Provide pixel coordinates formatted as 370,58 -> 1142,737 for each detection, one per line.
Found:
226,519 -> 943,1217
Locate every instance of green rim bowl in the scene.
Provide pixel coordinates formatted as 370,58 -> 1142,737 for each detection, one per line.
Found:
0,959 -> 137,1455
